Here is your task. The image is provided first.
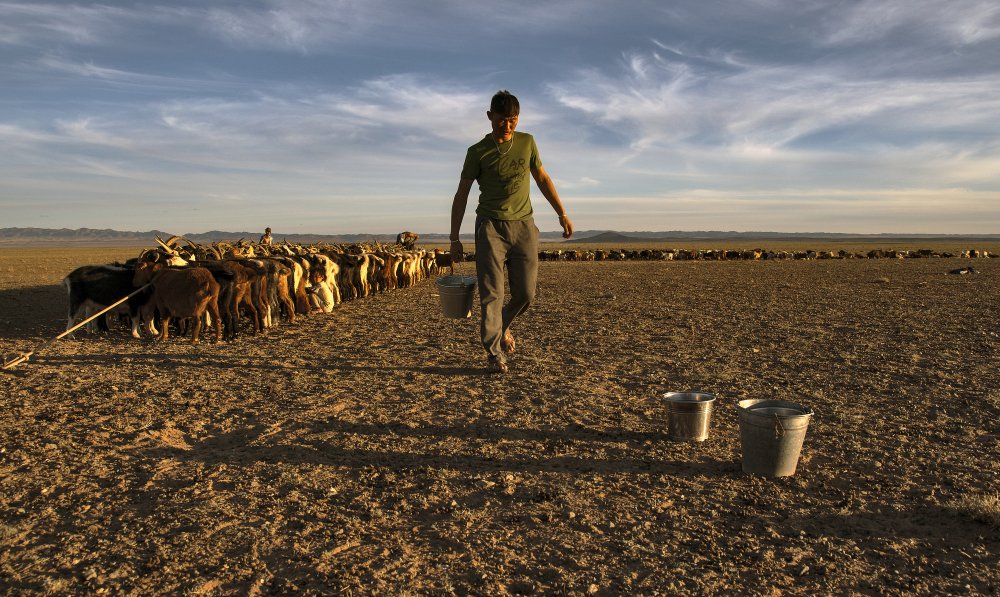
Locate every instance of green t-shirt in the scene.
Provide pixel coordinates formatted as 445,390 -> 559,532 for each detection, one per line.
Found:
461,132 -> 541,221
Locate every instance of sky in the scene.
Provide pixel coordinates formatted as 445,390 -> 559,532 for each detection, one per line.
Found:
1,0 -> 999,236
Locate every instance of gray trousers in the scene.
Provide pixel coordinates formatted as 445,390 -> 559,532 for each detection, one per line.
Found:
475,216 -> 539,361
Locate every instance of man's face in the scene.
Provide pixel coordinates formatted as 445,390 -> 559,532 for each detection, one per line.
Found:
487,111 -> 518,142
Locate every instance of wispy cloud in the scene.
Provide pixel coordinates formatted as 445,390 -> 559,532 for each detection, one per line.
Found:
201,0 -> 620,51
202,0 -> 368,52
546,38 -> 1000,195
327,75 -> 485,142
822,0 -> 1000,46
0,73 -> 489,197
35,55 -> 248,93
1,0 -> 626,54
0,2 -> 127,45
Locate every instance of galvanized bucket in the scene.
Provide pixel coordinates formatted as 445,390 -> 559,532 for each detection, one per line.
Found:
436,275 -> 477,319
664,392 -> 716,442
737,399 -> 814,477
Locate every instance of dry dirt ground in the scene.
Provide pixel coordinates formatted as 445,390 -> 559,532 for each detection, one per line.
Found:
0,246 -> 998,595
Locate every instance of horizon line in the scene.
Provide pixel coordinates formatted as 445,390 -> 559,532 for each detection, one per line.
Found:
1,226 -> 998,238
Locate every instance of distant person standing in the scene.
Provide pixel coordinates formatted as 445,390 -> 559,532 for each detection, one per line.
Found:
260,227 -> 273,246
449,90 -> 573,374
397,231 -> 419,250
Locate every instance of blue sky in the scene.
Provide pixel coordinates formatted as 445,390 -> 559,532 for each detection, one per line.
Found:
1,1 -> 998,235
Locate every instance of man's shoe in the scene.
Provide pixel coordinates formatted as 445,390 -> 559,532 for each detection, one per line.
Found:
501,329 -> 516,354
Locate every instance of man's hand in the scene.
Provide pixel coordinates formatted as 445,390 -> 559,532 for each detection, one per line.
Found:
450,240 -> 464,264
559,214 -> 574,239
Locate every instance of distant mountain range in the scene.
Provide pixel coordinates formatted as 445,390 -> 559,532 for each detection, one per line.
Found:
0,227 -> 401,246
0,227 -> 997,246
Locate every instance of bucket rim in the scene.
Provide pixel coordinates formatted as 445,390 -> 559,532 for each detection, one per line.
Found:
436,275 -> 477,288
663,391 -> 716,403
738,398 -> 813,417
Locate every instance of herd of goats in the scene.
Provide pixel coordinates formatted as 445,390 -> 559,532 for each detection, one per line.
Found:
62,235 -> 995,344
64,235 -> 454,344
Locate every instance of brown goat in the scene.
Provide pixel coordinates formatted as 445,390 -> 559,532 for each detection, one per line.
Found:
133,262 -> 222,344
434,249 -> 454,275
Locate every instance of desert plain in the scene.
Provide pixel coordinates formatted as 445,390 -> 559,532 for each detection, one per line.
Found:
0,244 -> 997,595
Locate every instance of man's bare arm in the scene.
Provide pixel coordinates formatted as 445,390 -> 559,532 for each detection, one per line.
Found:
450,178 -> 475,261
531,165 -> 573,239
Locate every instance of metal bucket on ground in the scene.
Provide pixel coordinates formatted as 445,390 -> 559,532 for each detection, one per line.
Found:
664,392 -> 716,442
436,275 -> 477,319
737,399 -> 814,477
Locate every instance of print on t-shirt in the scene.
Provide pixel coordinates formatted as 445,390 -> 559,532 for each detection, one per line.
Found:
499,156 -> 528,197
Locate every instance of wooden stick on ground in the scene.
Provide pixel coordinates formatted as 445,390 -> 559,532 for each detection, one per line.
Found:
2,284 -> 150,371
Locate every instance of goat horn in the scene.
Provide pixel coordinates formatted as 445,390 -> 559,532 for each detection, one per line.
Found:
154,237 -> 179,255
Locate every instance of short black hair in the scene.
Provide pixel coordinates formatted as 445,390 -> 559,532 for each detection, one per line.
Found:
490,90 -> 520,117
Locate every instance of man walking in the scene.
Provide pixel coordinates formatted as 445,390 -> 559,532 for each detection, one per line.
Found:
449,91 -> 573,373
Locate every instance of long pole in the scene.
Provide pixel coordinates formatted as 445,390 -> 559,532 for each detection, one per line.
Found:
2,284 -> 151,371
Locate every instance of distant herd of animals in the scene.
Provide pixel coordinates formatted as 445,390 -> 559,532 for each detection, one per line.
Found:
61,233 -> 994,344
533,247 -> 995,261
63,233 -> 452,345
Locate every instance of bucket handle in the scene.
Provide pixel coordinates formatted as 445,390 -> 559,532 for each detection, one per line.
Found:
774,415 -> 785,438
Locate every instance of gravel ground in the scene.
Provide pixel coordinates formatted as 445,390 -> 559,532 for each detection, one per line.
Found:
0,247 -> 997,595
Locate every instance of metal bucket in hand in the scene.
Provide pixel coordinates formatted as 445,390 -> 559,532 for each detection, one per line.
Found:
436,275 -> 477,319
